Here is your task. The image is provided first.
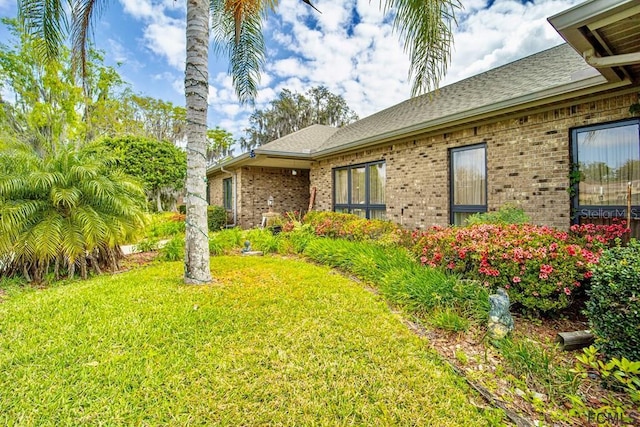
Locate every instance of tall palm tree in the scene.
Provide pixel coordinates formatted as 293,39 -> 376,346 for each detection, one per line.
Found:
18,0 -> 459,285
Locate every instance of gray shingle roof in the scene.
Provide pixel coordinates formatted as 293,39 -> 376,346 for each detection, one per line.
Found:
257,124 -> 339,154
316,43 -> 603,154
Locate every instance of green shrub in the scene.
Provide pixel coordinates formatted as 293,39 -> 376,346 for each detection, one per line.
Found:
465,203 -> 530,226
146,213 -> 185,239
278,225 -> 315,254
209,228 -> 243,255
159,236 -> 184,261
303,211 -> 405,244
586,239 -> 640,360
135,238 -> 159,253
244,228 -> 279,254
207,206 -> 227,232
178,205 -> 186,214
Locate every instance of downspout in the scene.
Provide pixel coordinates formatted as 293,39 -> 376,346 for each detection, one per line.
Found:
220,166 -> 237,227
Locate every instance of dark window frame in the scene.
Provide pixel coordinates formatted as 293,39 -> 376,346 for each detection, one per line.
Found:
222,177 -> 233,210
332,160 -> 386,219
570,118 -> 640,223
449,143 -> 488,225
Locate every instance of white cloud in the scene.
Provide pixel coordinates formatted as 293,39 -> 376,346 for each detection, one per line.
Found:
112,0 -> 587,142
143,21 -> 186,69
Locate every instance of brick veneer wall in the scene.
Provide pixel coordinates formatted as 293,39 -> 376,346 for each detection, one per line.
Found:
208,166 -> 311,228
310,89 -> 639,230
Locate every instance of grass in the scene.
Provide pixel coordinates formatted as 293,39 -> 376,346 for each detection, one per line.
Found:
0,256 -> 502,425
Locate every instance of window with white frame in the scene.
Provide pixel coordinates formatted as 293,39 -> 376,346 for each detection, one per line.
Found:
450,144 -> 487,225
333,161 -> 386,219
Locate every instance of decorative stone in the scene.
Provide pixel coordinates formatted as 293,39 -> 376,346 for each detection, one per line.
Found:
488,288 -> 514,341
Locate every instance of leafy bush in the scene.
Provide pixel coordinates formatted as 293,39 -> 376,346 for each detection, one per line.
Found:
411,223 -> 627,314
146,213 -> 185,239
158,236 -> 184,261
277,225 -> 315,254
244,228 -> 279,254
586,239 -> 640,360
135,238 -> 159,253
207,205 -> 227,232
178,205 -> 186,214
303,211 -> 405,245
465,203 -> 530,225
209,228 -> 243,255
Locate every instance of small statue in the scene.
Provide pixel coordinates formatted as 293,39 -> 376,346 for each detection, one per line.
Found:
488,288 -> 514,341
241,240 -> 252,253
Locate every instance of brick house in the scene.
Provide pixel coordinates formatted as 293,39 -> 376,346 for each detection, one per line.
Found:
207,0 -> 640,234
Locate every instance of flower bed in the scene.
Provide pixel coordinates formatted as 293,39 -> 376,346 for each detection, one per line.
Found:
412,222 -> 628,314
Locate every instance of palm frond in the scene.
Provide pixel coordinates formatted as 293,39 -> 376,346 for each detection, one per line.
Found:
18,0 -> 69,63
70,0 -> 105,80
386,0 -> 460,96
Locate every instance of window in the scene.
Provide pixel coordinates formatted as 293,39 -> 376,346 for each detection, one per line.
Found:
450,144 -> 487,225
223,178 -> 233,210
571,119 -> 640,224
333,161 -> 386,219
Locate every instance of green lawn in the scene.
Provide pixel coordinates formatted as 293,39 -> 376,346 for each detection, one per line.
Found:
0,256 -> 502,425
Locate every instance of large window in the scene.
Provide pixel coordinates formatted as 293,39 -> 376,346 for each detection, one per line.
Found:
223,178 -> 233,210
333,161 -> 386,219
571,119 -> 640,224
450,144 -> 487,225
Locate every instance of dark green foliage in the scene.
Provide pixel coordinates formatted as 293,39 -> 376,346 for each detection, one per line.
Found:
586,239 -> 640,360
101,136 -> 186,211
207,205 -> 227,231
178,205 -> 186,214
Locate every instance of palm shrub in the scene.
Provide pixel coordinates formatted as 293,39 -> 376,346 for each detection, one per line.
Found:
0,141 -> 148,281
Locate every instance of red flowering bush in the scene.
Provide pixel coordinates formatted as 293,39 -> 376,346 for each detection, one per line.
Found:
412,222 -> 628,314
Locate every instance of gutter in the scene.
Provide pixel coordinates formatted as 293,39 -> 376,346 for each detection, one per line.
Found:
220,166 -> 237,227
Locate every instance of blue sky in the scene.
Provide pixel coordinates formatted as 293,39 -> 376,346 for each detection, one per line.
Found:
0,0 -> 584,143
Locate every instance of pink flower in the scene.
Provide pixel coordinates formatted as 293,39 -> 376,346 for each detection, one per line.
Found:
447,261 -> 455,269
564,287 -> 571,295
512,276 -> 521,283
540,264 -> 554,275
583,271 -> 593,279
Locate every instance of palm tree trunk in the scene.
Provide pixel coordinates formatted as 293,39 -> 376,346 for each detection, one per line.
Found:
156,190 -> 163,212
184,0 -> 212,285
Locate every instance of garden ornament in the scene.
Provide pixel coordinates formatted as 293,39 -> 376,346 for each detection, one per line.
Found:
242,241 -> 252,253
488,288 -> 514,341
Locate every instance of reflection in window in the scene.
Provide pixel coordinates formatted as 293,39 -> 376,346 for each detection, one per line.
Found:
575,122 -> 640,206
223,178 -> 233,210
571,119 -> 640,237
333,162 -> 386,219
450,144 -> 487,225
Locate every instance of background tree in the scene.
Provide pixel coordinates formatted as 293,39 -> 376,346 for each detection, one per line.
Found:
0,140 -> 148,282
19,0 -> 460,285
240,86 -> 358,151
102,135 -> 187,212
206,126 -> 234,165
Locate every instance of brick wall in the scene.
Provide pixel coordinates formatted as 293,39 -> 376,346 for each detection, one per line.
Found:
209,167 -> 311,228
311,89 -> 639,230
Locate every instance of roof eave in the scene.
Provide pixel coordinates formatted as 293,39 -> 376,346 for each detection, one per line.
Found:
314,75 -> 630,159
